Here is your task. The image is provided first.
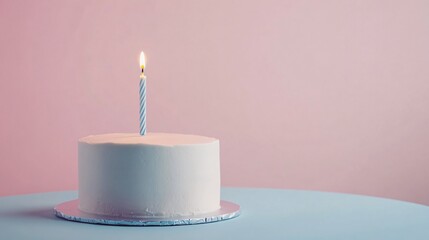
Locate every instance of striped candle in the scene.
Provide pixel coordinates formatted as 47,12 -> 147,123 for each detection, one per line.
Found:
139,76 -> 147,135
139,51 -> 147,136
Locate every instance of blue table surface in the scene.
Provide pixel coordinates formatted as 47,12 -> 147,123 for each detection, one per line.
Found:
1,187 -> 429,240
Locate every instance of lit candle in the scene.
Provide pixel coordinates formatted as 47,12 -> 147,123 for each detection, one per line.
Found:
139,51 -> 147,136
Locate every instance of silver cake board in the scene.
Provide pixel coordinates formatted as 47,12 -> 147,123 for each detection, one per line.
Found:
54,199 -> 240,226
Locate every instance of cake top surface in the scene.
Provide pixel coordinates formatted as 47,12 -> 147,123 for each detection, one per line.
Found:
79,133 -> 218,146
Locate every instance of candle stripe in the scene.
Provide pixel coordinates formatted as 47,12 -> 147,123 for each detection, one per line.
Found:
139,77 -> 147,135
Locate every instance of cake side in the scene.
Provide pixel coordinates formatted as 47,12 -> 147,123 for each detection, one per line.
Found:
78,133 -> 220,218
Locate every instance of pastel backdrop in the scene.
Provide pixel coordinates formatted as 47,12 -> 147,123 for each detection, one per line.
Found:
1,0 -> 429,205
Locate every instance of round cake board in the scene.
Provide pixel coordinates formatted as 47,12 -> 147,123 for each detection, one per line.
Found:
54,199 -> 240,226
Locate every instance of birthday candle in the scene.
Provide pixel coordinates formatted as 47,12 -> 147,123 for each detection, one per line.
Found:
139,51 -> 147,136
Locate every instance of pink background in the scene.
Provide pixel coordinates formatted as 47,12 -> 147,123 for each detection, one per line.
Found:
1,0 -> 429,205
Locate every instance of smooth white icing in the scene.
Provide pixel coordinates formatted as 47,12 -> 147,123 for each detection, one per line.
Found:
78,133 -> 220,218
80,133 -> 217,146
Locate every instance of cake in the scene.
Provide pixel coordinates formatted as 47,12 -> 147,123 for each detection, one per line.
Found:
78,132 -> 220,218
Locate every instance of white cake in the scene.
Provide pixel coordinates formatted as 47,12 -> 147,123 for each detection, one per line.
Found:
78,133 -> 220,218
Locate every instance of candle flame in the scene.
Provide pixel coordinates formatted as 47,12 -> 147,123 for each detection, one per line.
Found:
139,51 -> 146,71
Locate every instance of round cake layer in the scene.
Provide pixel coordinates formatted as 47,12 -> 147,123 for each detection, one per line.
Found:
78,133 -> 220,218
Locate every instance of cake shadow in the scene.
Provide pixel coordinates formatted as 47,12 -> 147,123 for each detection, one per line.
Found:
2,207 -> 57,221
